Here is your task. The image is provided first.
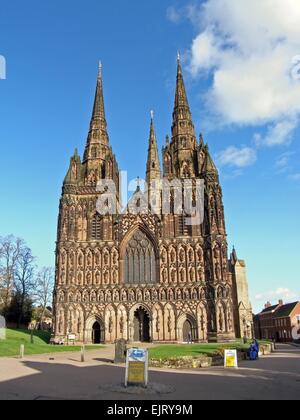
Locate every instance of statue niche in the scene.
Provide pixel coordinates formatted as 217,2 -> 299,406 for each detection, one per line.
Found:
124,230 -> 157,284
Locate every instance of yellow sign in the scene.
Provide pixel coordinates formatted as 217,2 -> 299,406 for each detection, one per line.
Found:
226,355 -> 236,367
224,350 -> 238,368
128,361 -> 145,383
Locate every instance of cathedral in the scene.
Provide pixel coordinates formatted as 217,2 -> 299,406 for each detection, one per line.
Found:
53,57 -> 253,344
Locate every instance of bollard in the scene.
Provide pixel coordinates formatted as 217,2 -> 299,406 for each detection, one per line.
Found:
81,345 -> 85,363
20,344 -> 25,359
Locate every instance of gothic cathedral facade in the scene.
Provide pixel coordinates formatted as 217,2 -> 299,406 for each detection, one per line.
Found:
53,58 -> 253,344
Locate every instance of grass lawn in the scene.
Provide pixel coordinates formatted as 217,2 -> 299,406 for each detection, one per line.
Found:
149,340 -> 270,359
0,329 -> 102,358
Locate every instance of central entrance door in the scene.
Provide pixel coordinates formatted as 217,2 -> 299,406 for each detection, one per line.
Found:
133,308 -> 150,342
92,321 -> 101,344
183,320 -> 193,342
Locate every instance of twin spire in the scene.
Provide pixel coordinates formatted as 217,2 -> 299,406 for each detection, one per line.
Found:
172,51 -> 195,142
83,62 -> 109,162
174,51 -> 190,114
90,61 -> 107,131
83,56 -> 217,179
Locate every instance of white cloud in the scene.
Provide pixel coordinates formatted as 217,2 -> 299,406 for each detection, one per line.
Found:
166,6 -> 182,24
217,146 -> 257,168
276,152 -> 293,169
255,119 -> 298,147
255,287 -> 298,302
184,0 -> 300,143
275,151 -> 294,174
289,173 -> 300,181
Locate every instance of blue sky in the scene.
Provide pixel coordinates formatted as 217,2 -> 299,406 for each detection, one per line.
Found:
0,0 -> 299,312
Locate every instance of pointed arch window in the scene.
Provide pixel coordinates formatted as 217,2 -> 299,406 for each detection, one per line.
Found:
182,163 -> 191,178
124,230 -> 157,284
164,153 -> 171,174
91,146 -> 98,158
181,137 -> 187,148
101,164 -> 106,179
91,214 -> 103,240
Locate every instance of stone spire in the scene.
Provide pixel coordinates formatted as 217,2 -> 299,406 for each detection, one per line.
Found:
146,111 -> 161,185
199,133 -> 205,149
90,62 -> 107,132
204,144 -> 219,180
172,54 -> 196,146
83,62 -> 110,162
230,246 -> 238,265
64,148 -> 82,186
169,54 -> 197,178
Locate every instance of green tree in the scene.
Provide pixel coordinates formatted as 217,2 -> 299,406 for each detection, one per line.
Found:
5,291 -> 34,326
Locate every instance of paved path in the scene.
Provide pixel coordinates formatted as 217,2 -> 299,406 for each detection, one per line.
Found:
0,344 -> 299,400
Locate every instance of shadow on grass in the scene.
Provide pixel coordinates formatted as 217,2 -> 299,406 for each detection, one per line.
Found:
13,329 -> 51,344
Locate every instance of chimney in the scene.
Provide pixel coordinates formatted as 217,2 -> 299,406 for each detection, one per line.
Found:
278,300 -> 284,306
265,302 -> 272,309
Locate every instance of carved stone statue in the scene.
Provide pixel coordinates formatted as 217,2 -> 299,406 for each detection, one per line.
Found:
180,270 -> 185,283
171,270 -> 176,283
108,316 -> 113,334
119,316 -> 124,334
162,269 -> 168,283
219,312 -> 223,332
197,247 -> 203,262
170,248 -> 176,263
215,262 -> 222,281
167,315 -> 172,333
156,317 -> 160,333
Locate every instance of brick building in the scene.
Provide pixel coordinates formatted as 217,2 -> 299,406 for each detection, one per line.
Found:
254,301 -> 300,342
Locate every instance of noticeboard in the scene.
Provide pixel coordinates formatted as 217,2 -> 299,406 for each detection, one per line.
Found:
125,348 -> 149,388
224,349 -> 238,369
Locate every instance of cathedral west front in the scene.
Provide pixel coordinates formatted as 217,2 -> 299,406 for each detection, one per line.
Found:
53,56 -> 253,344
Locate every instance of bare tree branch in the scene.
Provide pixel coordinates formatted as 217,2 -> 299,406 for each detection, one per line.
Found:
0,236 -> 25,310
34,267 -> 55,326
14,246 -> 36,328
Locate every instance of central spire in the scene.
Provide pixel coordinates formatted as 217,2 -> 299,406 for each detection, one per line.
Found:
90,61 -> 107,133
83,62 -> 110,162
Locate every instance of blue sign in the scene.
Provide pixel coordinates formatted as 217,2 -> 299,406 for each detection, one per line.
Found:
128,348 -> 147,362
126,348 -> 149,387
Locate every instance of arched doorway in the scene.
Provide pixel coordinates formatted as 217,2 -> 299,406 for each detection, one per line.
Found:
92,321 -> 101,344
133,308 -> 150,342
183,320 -> 193,342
